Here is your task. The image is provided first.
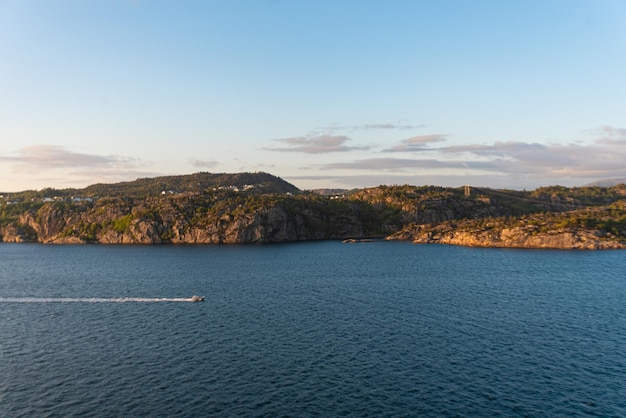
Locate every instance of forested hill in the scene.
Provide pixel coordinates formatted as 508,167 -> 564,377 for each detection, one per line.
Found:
1,173 -> 626,249
1,172 -> 300,200
82,172 -> 301,197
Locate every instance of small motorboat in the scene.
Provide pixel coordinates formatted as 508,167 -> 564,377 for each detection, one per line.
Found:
190,295 -> 205,302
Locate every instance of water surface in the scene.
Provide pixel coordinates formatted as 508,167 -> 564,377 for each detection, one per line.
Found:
1,242 -> 625,416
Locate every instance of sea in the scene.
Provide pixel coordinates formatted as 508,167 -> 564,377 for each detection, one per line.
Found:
1,241 -> 625,417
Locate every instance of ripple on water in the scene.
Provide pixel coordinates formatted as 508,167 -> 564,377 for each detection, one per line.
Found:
1,242 -> 625,417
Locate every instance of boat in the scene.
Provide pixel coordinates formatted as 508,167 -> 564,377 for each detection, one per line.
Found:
190,295 -> 205,302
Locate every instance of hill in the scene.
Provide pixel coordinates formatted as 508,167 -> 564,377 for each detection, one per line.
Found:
82,171 -> 300,197
1,172 -> 300,200
584,178 -> 626,187
1,174 -> 626,248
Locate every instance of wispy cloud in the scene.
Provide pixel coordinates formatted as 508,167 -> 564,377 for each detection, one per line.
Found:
189,158 -> 219,169
441,141 -> 557,164
356,122 -> 424,131
593,125 -> 626,145
318,122 -> 425,133
264,134 -> 370,154
320,157 -> 508,172
383,134 -> 448,152
308,126 -> 626,186
440,139 -> 626,176
265,121 -> 427,154
0,145 -> 151,189
0,145 -> 143,172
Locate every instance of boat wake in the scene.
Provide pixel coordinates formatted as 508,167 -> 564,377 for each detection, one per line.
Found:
0,297 -> 203,303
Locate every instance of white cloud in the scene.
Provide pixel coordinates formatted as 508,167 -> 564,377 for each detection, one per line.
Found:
303,126 -> 626,188
0,145 -> 143,172
0,145 -> 151,190
383,134 -> 448,152
265,134 -> 370,154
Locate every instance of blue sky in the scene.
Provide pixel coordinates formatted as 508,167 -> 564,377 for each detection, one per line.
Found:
1,0 -> 626,192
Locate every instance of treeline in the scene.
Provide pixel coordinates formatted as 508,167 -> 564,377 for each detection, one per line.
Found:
1,171 -> 299,201
2,174 -> 626,244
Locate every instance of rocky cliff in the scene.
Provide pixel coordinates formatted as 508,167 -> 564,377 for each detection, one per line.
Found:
2,178 -> 626,249
1,192 -> 375,244
391,224 -> 626,249
388,203 -> 626,249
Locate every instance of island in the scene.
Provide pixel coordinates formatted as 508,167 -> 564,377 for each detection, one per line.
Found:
1,172 -> 625,249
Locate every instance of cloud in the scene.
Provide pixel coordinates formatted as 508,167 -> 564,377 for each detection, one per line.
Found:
441,141 -> 559,165
189,158 -> 219,169
311,130 -> 626,185
443,141 -> 546,155
265,134 -> 370,154
321,157 -> 444,170
266,121 -> 426,155
286,173 -> 516,190
0,145 -> 143,172
439,139 -> 626,176
319,157 -> 509,172
318,122 -> 425,133
593,125 -> 626,145
0,145 -> 151,189
268,124 -> 626,190
357,123 -> 424,131
69,168 -> 161,183
383,134 -> 448,152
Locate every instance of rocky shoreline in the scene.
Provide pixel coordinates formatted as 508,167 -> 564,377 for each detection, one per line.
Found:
387,224 -> 626,250
2,174 -> 626,250
4,208 -> 625,249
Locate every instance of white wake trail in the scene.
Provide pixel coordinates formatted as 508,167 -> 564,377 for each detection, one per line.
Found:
0,297 -> 199,303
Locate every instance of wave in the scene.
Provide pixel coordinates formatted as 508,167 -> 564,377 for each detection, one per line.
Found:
0,297 -> 200,303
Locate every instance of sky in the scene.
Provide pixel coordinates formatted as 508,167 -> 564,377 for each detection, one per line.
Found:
1,0 -> 626,192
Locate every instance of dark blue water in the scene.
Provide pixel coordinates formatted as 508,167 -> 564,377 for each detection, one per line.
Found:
1,242 -> 625,417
